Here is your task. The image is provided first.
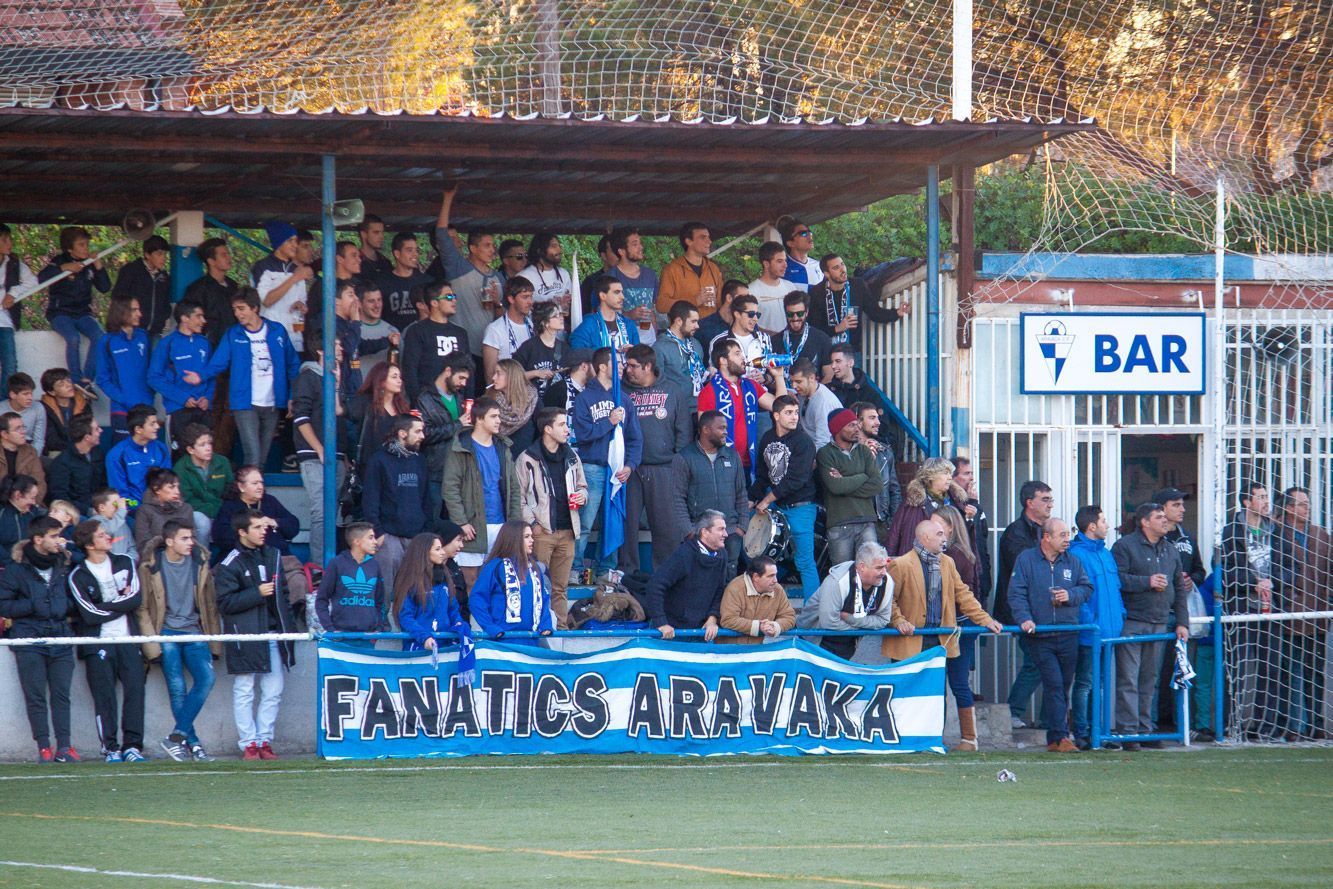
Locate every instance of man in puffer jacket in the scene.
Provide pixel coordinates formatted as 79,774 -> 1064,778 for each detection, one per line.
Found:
645,511 -> 729,642
1068,506 -> 1125,748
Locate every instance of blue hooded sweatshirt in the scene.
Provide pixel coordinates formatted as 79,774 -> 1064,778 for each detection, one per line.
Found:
148,329 -> 213,413
315,551 -> 388,633
572,377 -> 643,469
398,580 -> 467,651
1069,532 -> 1126,645
203,319 -> 301,408
105,436 -> 171,507
95,328 -> 153,413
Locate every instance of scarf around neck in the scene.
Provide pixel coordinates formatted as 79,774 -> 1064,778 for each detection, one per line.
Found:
502,557 -> 546,631
709,372 -> 759,473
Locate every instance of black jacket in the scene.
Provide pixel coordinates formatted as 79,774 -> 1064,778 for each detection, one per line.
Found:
645,539 -> 728,629
749,426 -> 818,507
415,386 -> 463,479
48,446 -> 104,515
182,273 -> 240,348
214,543 -> 296,674
39,251 -> 111,319
399,319 -> 470,402
0,505 -> 43,568
994,513 -> 1042,625
67,553 -> 142,656
962,497 -> 993,605
1111,530 -> 1191,629
212,494 -> 299,562
111,258 -> 172,337
0,544 -> 74,638
1165,526 -> 1206,589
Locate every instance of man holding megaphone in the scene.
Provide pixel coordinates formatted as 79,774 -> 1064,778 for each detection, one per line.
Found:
37,227 -> 111,387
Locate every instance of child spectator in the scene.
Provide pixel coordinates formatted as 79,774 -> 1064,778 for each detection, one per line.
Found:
105,405 -> 171,510
90,489 -> 135,560
174,424 -> 233,547
314,522 -> 386,644
95,297 -> 153,441
38,226 -> 110,387
39,368 -> 93,458
0,372 -> 45,455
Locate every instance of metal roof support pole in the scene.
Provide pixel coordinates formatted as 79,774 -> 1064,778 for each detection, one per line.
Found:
926,164 -> 942,457
320,154 -> 338,566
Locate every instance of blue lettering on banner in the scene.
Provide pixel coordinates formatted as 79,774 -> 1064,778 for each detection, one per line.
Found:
316,639 -> 946,758
1021,312 -> 1206,395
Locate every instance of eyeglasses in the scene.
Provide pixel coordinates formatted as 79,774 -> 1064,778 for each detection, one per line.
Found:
786,310 -> 807,319
504,253 -> 525,261
742,310 -> 760,318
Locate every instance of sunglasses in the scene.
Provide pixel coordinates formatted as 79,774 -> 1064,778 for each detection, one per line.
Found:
793,230 -> 812,238
433,293 -> 456,301
786,310 -> 807,319
742,310 -> 760,318
504,253 -> 525,261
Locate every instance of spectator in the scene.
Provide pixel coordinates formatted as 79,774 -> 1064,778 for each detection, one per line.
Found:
0,373 -> 44,455
111,235 -> 172,340
68,519 -> 146,762
332,240 -> 364,291
356,361 -> 409,471
482,277 -> 535,384
435,188 -> 504,365
149,301 -> 213,450
47,500 -> 80,536
377,232 -> 432,332
1191,569 -> 1220,742
658,222 -> 724,318
670,411 -> 747,579
883,457 -> 966,557
750,395 -> 819,600
0,474 -> 44,566
314,522 -> 387,645
292,342 -> 345,567
174,424 -> 232,547
137,519 -> 219,762
90,490 -> 134,560
790,358 -> 841,449
1007,517 -> 1091,753
997,479 -> 1054,730
443,397 -> 521,588
1158,487 -> 1206,590
542,348 -> 593,428
517,408 -> 587,627
1069,505 -> 1125,749
39,368 -> 93,458
748,241 -> 789,334
697,338 -> 787,478
772,291 -> 833,375
38,226 -> 110,386
133,468 -> 201,553
571,276 -> 641,353
356,282 -> 399,381
608,227 -> 660,345
252,221 -> 313,355
0,515 -> 78,762
105,405 -> 169,510
802,541 -> 894,660
622,345 -> 692,573
215,508 -> 298,761
0,410 -> 44,500
1274,486 -> 1331,740
498,238 -> 527,281
1111,502 -> 1192,749
579,234 -> 619,325
400,281 -> 470,403
48,415 -> 104,514
485,358 -> 538,456
211,468 -> 306,614
572,348 -> 644,578
470,520 -> 556,641
951,456 -> 991,603
0,223 -> 37,384
706,292 -> 771,367
357,214 -> 392,279
826,345 -> 898,454
363,415 -> 440,600
779,218 -> 824,293
719,556 -> 796,645
653,300 -> 708,413
809,253 -> 910,359
181,237 -> 240,457
395,526 -> 471,651
202,288 -> 301,469
416,353 -> 471,496
303,282 -> 365,399
646,511 -> 728,642
695,279 -> 745,351
853,402 -> 903,530
514,301 -> 566,403
817,407 -> 883,569
517,232 -> 574,309
95,297 -> 153,441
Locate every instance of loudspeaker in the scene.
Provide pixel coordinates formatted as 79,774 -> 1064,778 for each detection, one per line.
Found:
330,199 -> 364,227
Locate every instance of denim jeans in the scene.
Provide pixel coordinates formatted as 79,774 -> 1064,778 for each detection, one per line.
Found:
0,328 -> 15,387
299,457 -> 347,567
1008,635 -> 1048,724
234,407 -> 279,469
825,520 -> 877,567
778,502 -> 819,600
574,463 -> 610,576
160,629 -> 216,745
1032,631 -> 1079,744
1071,643 -> 1095,740
50,313 -> 104,381
947,618 -> 977,708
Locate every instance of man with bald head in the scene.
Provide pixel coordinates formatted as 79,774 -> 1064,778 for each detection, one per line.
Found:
1007,517 -> 1093,752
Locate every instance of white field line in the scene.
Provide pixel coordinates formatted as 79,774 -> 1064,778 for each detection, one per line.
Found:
0,859 -> 326,889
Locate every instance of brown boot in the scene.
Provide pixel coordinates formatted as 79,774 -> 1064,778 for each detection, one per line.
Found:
951,706 -> 979,752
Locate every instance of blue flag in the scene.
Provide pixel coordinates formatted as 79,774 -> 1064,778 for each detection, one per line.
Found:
601,347 -> 627,559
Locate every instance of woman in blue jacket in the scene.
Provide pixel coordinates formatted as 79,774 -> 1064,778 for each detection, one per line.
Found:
469,520 -> 555,642
395,525 -> 469,652
95,297 -> 152,442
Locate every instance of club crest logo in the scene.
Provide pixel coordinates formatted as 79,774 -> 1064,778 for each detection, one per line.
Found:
1036,319 -> 1076,383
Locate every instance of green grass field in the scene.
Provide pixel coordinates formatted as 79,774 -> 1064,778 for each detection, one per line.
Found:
0,747 -> 1329,889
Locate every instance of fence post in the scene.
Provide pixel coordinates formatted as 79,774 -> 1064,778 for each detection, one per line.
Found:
1090,626 -> 1102,749
1211,600 -> 1224,740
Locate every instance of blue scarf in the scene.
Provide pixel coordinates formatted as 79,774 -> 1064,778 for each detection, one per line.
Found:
593,312 -> 631,351
502,557 -> 545,631
709,372 -> 759,476
666,330 -> 707,395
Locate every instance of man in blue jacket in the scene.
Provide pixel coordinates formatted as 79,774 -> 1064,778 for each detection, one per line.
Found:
571,347 -> 642,578
363,415 -> 439,599
149,301 -> 213,452
105,405 -> 171,510
1069,505 -> 1125,749
201,289 -> 300,468
1008,517 -> 1092,752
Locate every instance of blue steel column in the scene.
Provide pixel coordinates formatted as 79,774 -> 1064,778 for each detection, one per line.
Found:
320,155 -> 338,564
925,164 -> 941,457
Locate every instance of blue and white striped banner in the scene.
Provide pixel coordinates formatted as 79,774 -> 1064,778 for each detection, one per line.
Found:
317,638 -> 946,758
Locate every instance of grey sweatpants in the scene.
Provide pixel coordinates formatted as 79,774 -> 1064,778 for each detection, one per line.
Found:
619,462 -> 684,573
1115,618 -> 1166,734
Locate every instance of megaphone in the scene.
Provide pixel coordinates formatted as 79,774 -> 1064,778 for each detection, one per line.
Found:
16,209 -> 178,306
122,208 -> 162,242
330,199 -> 364,227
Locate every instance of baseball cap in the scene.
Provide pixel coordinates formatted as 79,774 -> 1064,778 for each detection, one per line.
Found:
561,348 -> 594,371
1152,487 -> 1189,504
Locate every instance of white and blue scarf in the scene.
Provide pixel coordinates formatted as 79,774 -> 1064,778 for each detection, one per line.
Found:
825,282 -> 854,345
592,312 -> 632,352
666,329 -> 707,396
709,372 -> 759,475
502,557 -> 546,631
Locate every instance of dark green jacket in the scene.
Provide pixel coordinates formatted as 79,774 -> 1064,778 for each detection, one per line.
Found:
442,430 -> 521,555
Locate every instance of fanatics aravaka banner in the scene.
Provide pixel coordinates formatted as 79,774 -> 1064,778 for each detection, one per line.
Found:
316,639 -> 946,758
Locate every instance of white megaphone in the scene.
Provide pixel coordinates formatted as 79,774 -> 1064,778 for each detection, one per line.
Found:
13,209 -> 179,305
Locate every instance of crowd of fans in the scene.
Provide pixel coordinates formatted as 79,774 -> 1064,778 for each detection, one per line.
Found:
0,201 -> 1326,764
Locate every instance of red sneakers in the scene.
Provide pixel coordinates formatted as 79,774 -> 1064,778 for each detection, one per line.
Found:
257,742 -> 278,761
242,743 -> 262,761
38,747 -> 54,763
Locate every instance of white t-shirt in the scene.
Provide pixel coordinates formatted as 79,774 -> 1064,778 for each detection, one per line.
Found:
517,265 -> 573,305
483,314 -> 533,361
709,329 -> 771,366
247,325 -> 276,408
748,277 -> 792,334
87,558 -> 131,638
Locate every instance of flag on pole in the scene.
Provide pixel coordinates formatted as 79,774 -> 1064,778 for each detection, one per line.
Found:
601,347 -> 626,560
570,250 -> 584,329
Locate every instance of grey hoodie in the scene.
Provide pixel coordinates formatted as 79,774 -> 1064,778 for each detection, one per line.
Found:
623,380 -> 692,466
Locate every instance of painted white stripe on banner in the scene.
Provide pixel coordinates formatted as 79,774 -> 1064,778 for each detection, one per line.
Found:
0,859 -> 324,888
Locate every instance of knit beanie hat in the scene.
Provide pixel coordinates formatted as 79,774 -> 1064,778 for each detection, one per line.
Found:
827,408 -> 856,440
265,220 -> 298,250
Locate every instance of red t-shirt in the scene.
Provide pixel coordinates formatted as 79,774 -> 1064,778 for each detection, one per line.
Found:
697,376 -> 767,466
